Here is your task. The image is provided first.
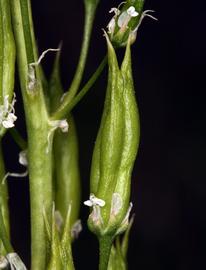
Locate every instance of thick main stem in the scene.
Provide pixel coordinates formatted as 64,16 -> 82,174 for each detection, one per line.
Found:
10,0 -> 53,269
99,236 -> 113,270
26,109 -> 53,270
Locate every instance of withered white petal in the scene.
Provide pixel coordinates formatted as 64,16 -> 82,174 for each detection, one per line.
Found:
19,150 -> 28,167
110,193 -> 122,216
71,219 -> 82,239
6,253 -> 27,270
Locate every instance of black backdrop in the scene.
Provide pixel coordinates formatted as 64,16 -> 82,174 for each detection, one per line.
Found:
3,0 -> 206,269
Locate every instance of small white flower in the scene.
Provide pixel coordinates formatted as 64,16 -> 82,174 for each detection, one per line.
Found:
84,194 -> 105,207
58,119 -> 69,133
107,18 -> 116,34
117,11 -> 129,28
118,6 -> 139,29
84,194 -> 105,226
0,94 -> 17,129
2,113 -> 17,128
19,150 -> 28,167
107,6 -> 121,36
127,6 -> 139,17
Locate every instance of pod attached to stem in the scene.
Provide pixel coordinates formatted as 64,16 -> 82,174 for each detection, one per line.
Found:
85,32 -> 140,269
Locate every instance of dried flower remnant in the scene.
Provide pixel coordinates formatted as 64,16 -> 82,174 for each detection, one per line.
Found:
0,95 -> 17,129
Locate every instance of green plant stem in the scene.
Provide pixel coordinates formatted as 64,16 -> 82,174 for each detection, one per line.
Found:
99,236 -> 113,270
27,120 -> 53,270
0,4 -> 3,100
9,128 -> 27,150
0,0 -> 15,100
66,0 -> 99,100
0,0 -> 16,137
0,207 -> 13,253
0,142 -> 10,255
51,56 -> 107,120
11,1 -> 53,269
52,0 -> 100,119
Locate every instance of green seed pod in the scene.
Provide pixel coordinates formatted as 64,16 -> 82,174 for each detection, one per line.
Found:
54,116 -> 81,229
43,205 -> 75,270
107,0 -> 156,48
49,49 -> 81,234
85,33 -> 140,240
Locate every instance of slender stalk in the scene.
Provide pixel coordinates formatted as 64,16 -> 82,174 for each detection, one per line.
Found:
51,56 -> 107,120
52,0 -> 100,119
0,2 -> 4,103
99,236 -> 113,270
0,142 -> 10,255
0,0 -> 15,99
66,0 -> 99,100
0,0 -> 16,137
10,1 -> 53,269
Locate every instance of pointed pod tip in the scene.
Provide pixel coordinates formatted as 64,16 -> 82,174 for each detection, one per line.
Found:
102,29 -> 119,69
102,29 -> 113,49
121,35 -> 132,72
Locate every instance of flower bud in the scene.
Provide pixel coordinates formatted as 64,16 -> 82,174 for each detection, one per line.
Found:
107,0 -> 156,47
85,33 -> 140,239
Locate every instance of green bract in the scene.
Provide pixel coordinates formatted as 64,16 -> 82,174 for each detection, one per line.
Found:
86,32 -> 140,243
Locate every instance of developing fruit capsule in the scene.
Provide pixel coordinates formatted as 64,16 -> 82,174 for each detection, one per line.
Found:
85,32 -> 140,239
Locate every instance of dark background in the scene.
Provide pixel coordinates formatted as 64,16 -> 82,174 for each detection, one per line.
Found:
3,0 -> 206,269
